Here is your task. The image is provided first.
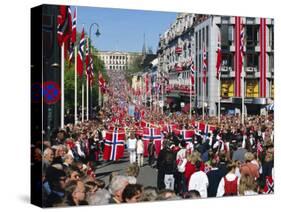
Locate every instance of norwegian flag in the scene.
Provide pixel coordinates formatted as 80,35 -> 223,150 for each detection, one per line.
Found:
204,124 -> 216,136
57,6 -> 69,47
68,7 -> 76,63
216,32 -> 222,79
264,176 -> 274,194
77,28 -> 85,79
89,54 -> 94,86
190,60 -> 195,89
85,38 -> 94,85
145,73 -> 149,94
71,7 -> 77,43
140,120 -> 149,128
163,124 -> 179,134
239,20 -> 245,78
203,46 -> 207,84
98,71 -> 106,93
103,129 -> 125,161
142,128 -> 163,157
174,129 -> 194,142
257,140 -> 263,157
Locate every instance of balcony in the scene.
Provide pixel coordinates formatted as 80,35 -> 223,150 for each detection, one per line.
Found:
230,45 -> 235,52
246,67 -> 257,73
221,66 -> 230,73
255,45 -> 260,52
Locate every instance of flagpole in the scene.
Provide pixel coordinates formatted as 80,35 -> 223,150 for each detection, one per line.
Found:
162,80 -> 164,114
74,46 -> 78,125
61,43 -> 65,129
86,72 -> 89,121
82,82 -> 84,122
86,37 -> 89,121
218,72 -> 221,123
242,64 -> 245,125
189,77 -> 192,120
202,73 -> 205,121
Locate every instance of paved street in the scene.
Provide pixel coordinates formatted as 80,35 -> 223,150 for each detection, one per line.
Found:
95,152 -> 158,187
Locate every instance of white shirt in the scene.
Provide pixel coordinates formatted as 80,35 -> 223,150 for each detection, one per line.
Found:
176,148 -> 187,173
216,173 -> 240,197
136,139 -> 144,154
127,138 -> 137,150
188,171 -> 209,198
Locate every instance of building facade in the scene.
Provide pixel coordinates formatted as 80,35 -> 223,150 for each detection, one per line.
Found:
157,14 -> 274,116
97,51 -> 142,71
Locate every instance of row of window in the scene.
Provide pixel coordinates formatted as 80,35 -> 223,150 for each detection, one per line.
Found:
99,55 -> 128,60
108,65 -> 128,70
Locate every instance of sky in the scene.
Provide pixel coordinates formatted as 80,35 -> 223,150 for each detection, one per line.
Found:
72,5 -> 177,53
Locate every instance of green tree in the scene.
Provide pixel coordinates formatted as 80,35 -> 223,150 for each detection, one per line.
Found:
125,55 -> 143,84
64,45 -> 107,112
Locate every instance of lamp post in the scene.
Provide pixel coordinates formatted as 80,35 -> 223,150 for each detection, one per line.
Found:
88,23 -> 101,119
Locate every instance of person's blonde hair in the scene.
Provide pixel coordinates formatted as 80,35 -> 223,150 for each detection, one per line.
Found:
244,152 -> 254,162
190,151 -> 201,164
238,174 -> 257,195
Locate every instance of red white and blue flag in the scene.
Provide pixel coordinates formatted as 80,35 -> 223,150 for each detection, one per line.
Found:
203,46 -> 207,84
190,60 -> 195,90
142,128 -> 163,157
174,129 -> 194,142
216,32 -> 222,79
163,124 -> 178,134
77,27 -> 85,79
68,7 -> 76,63
103,129 -> 125,161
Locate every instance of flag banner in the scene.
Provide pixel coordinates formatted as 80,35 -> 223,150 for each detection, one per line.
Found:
216,32 -> 222,79
103,129 -> 125,161
142,128 -> 163,156
77,28 -> 85,78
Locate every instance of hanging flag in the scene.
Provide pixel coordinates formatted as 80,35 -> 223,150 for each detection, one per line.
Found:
103,129 -> 125,161
203,46 -> 207,84
71,7 -> 77,43
142,128 -> 162,157
68,7 -> 76,63
57,6 -> 68,47
190,60 -> 195,88
239,20 -> 245,78
98,71 -> 106,93
89,53 -> 94,86
77,28 -> 85,78
216,32 -> 222,79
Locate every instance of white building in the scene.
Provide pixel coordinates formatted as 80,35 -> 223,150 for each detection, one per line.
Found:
97,51 -> 142,71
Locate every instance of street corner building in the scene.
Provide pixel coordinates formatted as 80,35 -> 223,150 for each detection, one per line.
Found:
31,3 -> 274,209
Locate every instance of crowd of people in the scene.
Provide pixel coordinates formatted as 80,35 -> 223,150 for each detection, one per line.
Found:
31,69 -> 274,207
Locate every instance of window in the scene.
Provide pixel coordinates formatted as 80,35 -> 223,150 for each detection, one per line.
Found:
246,25 -> 258,49
221,24 -> 229,50
247,53 -> 258,68
222,52 -> 234,69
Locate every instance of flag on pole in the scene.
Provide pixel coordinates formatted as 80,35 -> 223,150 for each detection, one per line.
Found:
190,60 -> 195,87
68,7 -> 76,63
203,46 -> 207,84
103,129 -> 125,161
89,53 -> 94,86
239,20 -> 245,77
216,32 -> 222,79
57,6 -> 68,47
77,28 -> 85,79
98,71 -> 106,92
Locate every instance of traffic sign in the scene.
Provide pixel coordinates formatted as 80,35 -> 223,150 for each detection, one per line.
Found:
43,81 -> 61,104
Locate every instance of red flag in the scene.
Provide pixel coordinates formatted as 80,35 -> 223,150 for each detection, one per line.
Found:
77,28 -> 85,78
203,46 -> 207,84
103,129 -> 125,161
142,128 -> 162,157
71,7 -> 77,43
216,32 -> 222,79
98,71 -> 106,92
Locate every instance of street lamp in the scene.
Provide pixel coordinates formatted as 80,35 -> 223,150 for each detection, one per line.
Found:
88,22 -> 101,119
